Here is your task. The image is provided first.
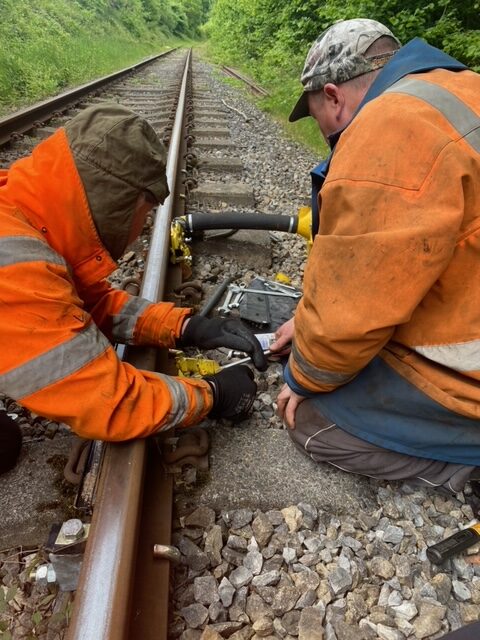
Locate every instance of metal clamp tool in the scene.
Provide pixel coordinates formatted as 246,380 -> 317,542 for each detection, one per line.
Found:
221,349 -> 271,369
229,284 -> 301,298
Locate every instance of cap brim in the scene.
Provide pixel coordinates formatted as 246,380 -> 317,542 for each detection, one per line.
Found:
289,91 -> 310,122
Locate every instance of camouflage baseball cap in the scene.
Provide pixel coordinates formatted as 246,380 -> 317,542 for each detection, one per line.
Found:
289,18 -> 400,122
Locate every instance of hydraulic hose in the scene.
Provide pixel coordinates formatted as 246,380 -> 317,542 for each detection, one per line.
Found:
183,211 -> 298,234
174,207 -> 313,255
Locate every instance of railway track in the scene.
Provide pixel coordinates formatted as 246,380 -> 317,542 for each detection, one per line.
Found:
0,47 -> 306,639
66,50 -> 193,640
1,47 -> 479,640
0,47 -> 196,639
221,66 -> 270,97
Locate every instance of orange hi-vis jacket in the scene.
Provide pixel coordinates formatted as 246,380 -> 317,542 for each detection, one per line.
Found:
0,128 -> 212,440
290,65 -> 480,422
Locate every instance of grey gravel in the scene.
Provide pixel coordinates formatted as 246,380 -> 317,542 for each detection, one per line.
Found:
230,566 -> 254,589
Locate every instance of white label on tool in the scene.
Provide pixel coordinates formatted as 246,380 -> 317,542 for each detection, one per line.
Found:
255,333 -> 276,350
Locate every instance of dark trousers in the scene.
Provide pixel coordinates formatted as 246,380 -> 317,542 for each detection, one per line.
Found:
442,622 -> 480,639
0,411 -> 22,474
290,401 -> 475,493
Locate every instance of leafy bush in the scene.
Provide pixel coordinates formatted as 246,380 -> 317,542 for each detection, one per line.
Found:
205,0 -> 479,153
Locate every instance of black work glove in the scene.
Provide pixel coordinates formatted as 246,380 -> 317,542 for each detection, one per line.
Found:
204,365 -> 257,422
179,315 -> 268,371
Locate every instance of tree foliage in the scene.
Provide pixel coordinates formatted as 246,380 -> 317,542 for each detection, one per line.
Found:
205,0 -> 479,154
206,0 -> 480,76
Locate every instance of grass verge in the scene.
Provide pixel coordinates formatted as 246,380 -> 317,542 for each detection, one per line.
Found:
0,33 -> 186,116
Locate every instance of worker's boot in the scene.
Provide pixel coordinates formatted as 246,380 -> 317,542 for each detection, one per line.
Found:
0,411 -> 22,474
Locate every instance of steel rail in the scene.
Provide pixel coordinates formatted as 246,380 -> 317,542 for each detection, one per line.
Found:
221,65 -> 269,97
142,51 -> 190,302
66,50 -> 192,640
0,50 -> 175,146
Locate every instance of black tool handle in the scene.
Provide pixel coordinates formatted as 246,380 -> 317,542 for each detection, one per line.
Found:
427,528 -> 480,564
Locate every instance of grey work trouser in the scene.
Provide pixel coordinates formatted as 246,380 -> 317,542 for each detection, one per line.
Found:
290,401 -> 476,493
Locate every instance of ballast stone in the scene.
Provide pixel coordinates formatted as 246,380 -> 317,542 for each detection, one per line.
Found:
298,606 -> 325,640
230,565 -> 253,589
194,575 -> 220,606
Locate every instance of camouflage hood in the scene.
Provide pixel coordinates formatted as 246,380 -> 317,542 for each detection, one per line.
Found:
65,104 -> 169,260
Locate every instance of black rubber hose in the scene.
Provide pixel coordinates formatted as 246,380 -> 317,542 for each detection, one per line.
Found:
183,212 -> 298,234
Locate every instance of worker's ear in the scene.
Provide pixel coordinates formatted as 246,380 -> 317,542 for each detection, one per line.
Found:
323,83 -> 344,110
324,83 -> 350,127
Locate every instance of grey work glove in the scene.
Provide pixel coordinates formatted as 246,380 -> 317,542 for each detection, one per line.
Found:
204,365 -> 256,422
179,315 -> 268,371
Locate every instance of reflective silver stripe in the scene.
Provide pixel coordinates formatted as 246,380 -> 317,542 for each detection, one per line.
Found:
0,236 -> 66,268
385,78 -> 480,153
153,372 -> 190,427
120,297 -> 153,317
112,297 -> 152,343
0,324 -> 111,399
291,342 -> 355,385
189,384 -> 210,422
414,340 -> 480,372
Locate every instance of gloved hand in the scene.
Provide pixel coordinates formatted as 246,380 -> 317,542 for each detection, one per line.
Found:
179,315 -> 268,371
204,365 -> 257,422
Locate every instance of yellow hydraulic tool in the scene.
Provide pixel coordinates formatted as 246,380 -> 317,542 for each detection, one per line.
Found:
295,205 -> 313,251
170,219 -> 192,267
172,206 -> 314,255
175,353 -> 221,377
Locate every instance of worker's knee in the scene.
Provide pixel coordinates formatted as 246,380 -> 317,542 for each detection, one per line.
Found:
288,400 -> 336,449
0,411 -> 22,475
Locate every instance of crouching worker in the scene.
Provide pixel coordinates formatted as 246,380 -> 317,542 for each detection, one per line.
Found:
273,18 -> 480,495
0,104 -> 267,475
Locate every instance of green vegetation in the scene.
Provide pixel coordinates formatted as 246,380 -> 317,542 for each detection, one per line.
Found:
2,1 -> 479,154
0,0 -> 210,114
205,0 -> 480,154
